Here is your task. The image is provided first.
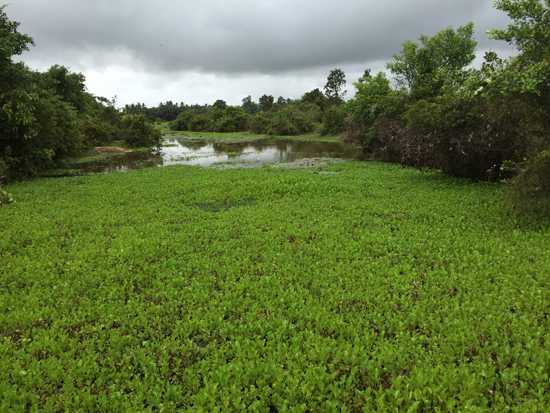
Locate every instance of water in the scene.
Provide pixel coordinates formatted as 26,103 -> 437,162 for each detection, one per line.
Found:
78,137 -> 366,173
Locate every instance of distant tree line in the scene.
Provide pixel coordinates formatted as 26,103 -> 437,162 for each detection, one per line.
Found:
0,5 -> 161,182
127,68 -> 348,138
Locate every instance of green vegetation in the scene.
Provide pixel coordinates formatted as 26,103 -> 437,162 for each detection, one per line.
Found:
344,1 -> 550,221
160,129 -> 342,144
0,6 -> 162,183
1,162 -> 549,411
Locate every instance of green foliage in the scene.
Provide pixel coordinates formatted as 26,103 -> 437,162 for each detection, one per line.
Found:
321,106 -> 346,136
482,0 -> 550,98
169,110 -> 197,131
212,107 -> 250,133
301,88 -> 330,111
78,119 -> 111,146
249,112 -> 272,134
1,162 -> 549,410
0,187 -> 14,204
0,5 -> 34,73
212,99 -> 227,110
41,65 -> 89,113
488,0 -> 550,63
188,114 -> 212,132
349,72 -> 393,126
121,114 -> 162,148
259,94 -> 274,112
324,68 -> 347,105
503,150 -> 550,225
386,22 -> 477,99
267,102 -> 321,136
266,111 -> 299,136
0,7 -> 128,181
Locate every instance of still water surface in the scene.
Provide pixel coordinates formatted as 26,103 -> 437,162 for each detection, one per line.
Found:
80,138 -> 366,173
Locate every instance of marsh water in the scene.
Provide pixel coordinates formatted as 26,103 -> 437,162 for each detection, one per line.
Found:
78,137 -> 367,173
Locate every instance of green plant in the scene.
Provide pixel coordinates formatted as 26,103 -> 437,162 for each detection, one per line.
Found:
321,106 -> 346,135
503,150 -> 550,225
121,114 -> 162,148
0,187 -> 14,204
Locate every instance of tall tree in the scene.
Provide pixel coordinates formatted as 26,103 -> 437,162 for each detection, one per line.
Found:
324,69 -> 347,106
386,22 -> 477,99
259,94 -> 274,112
301,88 -> 329,111
276,96 -> 289,108
42,65 -> 88,113
213,99 -> 227,110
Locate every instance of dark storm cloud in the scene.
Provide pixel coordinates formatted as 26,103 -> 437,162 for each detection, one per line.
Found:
9,0 -> 512,75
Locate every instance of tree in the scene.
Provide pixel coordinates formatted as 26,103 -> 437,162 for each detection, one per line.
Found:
242,95 -> 253,114
386,23 -> 477,99
259,94 -> 274,112
301,88 -> 329,111
484,0 -> 550,97
213,99 -> 227,110
488,0 -> 550,63
349,72 -> 393,127
42,65 -> 88,113
324,68 -> 347,106
241,95 -> 260,115
276,96 -> 289,108
357,69 -> 372,83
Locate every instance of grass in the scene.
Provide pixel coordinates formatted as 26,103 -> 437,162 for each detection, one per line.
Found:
1,162 -> 549,411
157,122 -> 343,144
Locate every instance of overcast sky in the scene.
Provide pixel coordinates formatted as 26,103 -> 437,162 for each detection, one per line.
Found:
7,0 -> 515,108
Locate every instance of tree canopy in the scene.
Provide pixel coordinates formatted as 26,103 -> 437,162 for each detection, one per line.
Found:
324,68 -> 346,106
386,22 -> 477,99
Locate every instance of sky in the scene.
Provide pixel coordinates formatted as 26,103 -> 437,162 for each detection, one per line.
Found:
7,0 -> 515,108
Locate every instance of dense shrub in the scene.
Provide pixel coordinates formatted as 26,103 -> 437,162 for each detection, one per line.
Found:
321,106 -> 346,135
369,92 -> 533,181
212,114 -> 250,133
168,110 -> 197,131
1,88 -> 84,180
188,115 -> 211,132
79,119 -> 111,146
249,113 -> 272,134
503,150 -> 550,225
266,102 -> 321,136
121,114 -> 162,148
266,111 -> 300,136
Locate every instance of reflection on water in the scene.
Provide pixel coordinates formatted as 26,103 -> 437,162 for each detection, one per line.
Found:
79,138 -> 366,173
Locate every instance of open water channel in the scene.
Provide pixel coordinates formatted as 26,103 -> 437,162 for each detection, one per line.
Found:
79,137 -> 367,173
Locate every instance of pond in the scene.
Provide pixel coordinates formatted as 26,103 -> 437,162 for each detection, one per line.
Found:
77,137 -> 367,173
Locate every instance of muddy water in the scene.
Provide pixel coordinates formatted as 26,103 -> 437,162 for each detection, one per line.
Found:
78,138 -> 366,173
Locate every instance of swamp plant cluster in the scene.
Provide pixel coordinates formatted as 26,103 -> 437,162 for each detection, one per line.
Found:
1,163 -> 549,411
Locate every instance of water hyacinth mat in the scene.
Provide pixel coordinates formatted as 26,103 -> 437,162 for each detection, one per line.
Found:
1,162 -> 549,412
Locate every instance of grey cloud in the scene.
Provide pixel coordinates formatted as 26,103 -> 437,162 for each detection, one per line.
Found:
10,0 -> 512,75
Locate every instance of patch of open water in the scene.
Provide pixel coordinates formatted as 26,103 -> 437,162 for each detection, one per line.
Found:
78,137 -> 367,173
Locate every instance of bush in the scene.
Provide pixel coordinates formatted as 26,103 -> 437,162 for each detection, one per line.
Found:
0,187 -> 14,205
321,106 -> 346,135
188,115 -> 211,132
79,119 -> 111,146
266,111 -> 300,136
213,114 -> 250,133
168,110 -> 197,131
503,150 -> 550,225
1,88 -> 84,180
121,114 -> 162,148
249,113 -> 272,134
